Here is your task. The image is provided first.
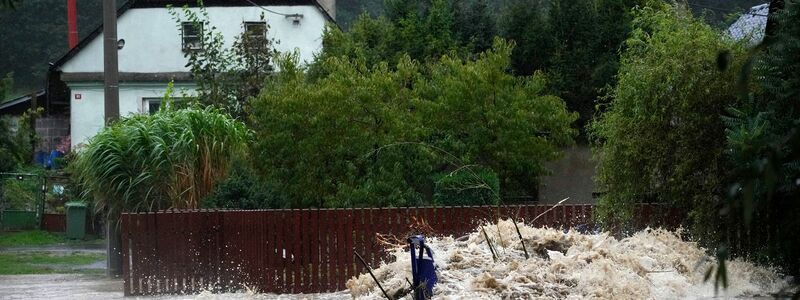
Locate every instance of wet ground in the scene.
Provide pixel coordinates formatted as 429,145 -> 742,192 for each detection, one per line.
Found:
0,263 -> 337,299
0,274 -> 350,300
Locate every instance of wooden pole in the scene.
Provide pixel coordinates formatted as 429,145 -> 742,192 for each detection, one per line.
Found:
103,0 -> 121,277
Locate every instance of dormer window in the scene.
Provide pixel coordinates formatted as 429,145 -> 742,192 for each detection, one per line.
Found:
181,22 -> 203,51
243,21 -> 267,49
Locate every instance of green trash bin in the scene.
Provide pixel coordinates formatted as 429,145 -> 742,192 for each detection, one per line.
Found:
65,202 -> 87,239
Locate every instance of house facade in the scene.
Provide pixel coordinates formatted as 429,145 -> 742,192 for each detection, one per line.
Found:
49,0 -> 335,148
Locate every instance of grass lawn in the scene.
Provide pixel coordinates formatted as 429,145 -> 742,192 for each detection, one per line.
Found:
0,230 -> 104,247
0,252 -> 106,275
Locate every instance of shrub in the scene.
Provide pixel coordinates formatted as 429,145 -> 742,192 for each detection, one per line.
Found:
433,167 -> 500,206
200,160 -> 285,209
72,107 -> 249,215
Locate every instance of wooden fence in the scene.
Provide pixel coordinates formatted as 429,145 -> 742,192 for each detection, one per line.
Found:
41,213 -> 66,232
120,204 -> 681,296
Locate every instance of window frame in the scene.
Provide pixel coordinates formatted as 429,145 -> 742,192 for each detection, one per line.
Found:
181,21 -> 203,51
242,21 -> 268,49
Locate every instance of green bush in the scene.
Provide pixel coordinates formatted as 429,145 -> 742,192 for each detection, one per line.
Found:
72,107 -> 249,215
251,39 -> 576,208
433,167 -> 499,206
590,3 -> 745,236
200,161 -> 285,209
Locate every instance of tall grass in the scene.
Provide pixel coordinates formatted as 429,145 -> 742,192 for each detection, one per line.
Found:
72,107 -> 249,215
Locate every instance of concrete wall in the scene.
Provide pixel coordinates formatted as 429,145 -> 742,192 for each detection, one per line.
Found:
538,145 -> 597,204
69,82 -> 196,147
61,5 -> 328,73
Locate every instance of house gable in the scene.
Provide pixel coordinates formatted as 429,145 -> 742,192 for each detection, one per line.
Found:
53,0 -> 335,77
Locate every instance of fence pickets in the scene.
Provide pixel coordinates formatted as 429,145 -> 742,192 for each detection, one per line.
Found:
120,204 -> 679,296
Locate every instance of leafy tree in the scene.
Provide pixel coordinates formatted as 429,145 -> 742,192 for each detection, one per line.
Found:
169,4 -> 275,120
453,0 -> 497,55
72,106 -> 249,216
201,159 -> 285,209
0,0 -> 20,10
498,0 -> 555,76
0,72 -> 12,101
0,118 -> 20,173
252,53 -> 429,208
590,3 -> 746,235
252,40 -> 576,207
313,0 -> 468,75
721,0 -> 800,275
417,39 -> 577,197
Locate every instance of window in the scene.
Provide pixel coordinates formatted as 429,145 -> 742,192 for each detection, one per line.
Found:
243,21 -> 267,49
181,22 -> 203,51
143,98 -> 185,114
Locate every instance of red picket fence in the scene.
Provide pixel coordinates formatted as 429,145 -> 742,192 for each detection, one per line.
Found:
120,204 -> 681,296
41,213 -> 66,232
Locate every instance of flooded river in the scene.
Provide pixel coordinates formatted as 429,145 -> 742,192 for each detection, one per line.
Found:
347,219 -> 791,299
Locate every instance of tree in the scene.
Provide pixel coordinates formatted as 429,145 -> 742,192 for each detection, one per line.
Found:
453,0 -> 497,55
0,72 -> 12,101
722,0 -> 800,275
252,40 -> 576,207
313,0 -> 468,75
0,0 -> 20,10
499,0 -> 555,76
417,39 -> 578,198
251,53 -> 429,208
169,4 -> 275,120
590,3 -> 746,235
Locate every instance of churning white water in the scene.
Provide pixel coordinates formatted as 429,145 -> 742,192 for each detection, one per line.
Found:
346,219 -> 790,299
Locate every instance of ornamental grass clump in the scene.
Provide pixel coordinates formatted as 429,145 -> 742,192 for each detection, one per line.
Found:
72,107 -> 249,215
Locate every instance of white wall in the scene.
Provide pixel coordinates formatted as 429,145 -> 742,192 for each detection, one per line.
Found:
61,5 -> 328,73
69,82 -> 196,147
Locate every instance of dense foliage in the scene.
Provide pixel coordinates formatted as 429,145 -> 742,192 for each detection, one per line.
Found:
200,159 -> 284,209
590,4 -> 745,234
721,0 -> 800,275
0,109 -> 39,173
168,5 -> 275,120
433,167 -> 499,206
251,40 -> 576,208
72,106 -> 249,216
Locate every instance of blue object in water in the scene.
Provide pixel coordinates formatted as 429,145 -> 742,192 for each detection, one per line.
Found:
408,235 -> 438,300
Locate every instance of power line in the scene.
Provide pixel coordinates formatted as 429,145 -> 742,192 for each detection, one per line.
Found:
243,0 -> 302,18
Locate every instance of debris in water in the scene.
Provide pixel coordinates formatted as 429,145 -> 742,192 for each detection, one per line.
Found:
346,219 -> 790,299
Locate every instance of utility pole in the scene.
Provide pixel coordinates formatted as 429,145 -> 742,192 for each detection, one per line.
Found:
103,0 -> 121,277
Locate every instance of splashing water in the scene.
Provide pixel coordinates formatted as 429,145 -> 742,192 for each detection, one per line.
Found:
346,219 -> 790,299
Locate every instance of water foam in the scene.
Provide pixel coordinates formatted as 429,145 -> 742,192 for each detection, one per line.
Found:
346,219 -> 789,299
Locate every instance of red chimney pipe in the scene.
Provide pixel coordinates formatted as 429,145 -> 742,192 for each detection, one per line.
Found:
67,0 -> 78,48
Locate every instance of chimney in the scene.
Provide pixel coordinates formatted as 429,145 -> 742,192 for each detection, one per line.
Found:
67,0 -> 78,48
317,0 -> 335,20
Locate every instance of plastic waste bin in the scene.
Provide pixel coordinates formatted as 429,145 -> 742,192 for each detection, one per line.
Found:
65,202 -> 87,239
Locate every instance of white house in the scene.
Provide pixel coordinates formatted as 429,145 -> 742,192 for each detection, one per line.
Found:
727,3 -> 769,45
49,0 -> 336,148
